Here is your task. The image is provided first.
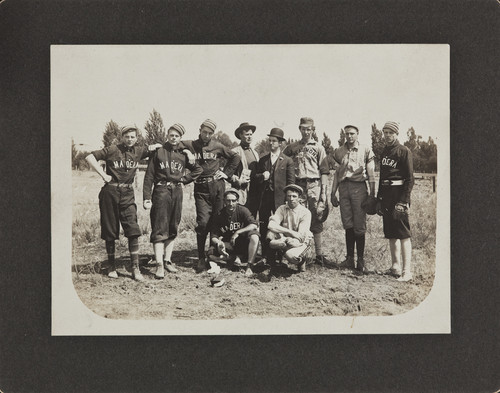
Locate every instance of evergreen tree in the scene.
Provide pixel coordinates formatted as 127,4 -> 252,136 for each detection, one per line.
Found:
144,109 -> 167,145
338,128 -> 346,147
213,130 -> 239,149
371,123 -> 385,171
322,132 -> 337,170
102,119 -> 121,147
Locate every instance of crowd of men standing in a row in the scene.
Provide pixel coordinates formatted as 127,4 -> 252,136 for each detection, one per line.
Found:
85,117 -> 415,284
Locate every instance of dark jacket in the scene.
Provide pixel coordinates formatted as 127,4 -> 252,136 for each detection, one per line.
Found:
255,151 -> 295,209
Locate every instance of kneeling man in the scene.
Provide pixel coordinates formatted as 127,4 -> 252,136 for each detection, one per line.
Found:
267,184 -> 313,272
208,189 -> 260,276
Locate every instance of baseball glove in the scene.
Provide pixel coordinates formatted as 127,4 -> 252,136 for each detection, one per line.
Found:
392,202 -> 409,220
297,238 -> 316,266
316,200 -> 330,222
361,195 -> 378,215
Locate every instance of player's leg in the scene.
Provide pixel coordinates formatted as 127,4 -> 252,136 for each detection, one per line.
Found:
194,184 -> 212,272
307,181 -> 328,265
119,189 -> 144,281
163,238 -> 178,273
244,234 -> 260,276
397,238 -> 413,281
389,238 -> 402,276
352,182 -> 368,272
98,185 -> 120,277
338,182 -> 355,268
153,241 -> 165,279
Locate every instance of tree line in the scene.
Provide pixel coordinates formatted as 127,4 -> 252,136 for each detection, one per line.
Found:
72,109 -> 437,173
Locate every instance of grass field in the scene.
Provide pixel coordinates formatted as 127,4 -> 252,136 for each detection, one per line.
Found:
72,170 -> 436,320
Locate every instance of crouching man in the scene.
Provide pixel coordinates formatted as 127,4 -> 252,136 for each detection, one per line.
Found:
207,189 -> 260,276
267,184 -> 314,272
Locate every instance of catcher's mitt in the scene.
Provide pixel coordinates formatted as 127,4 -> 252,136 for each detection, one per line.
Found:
392,203 -> 409,220
316,200 -> 330,222
297,238 -> 316,266
361,195 -> 378,215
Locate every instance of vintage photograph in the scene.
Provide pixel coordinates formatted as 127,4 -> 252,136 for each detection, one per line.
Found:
51,44 -> 450,334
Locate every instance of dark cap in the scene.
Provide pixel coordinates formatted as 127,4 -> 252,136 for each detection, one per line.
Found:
267,128 -> 286,141
299,117 -> 314,127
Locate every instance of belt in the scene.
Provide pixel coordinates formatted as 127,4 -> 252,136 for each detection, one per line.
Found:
195,176 -> 214,184
108,182 -> 134,188
297,178 -> 320,183
381,179 -> 404,186
156,180 -> 182,187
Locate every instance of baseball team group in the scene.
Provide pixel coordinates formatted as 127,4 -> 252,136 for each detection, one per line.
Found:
85,117 -> 415,286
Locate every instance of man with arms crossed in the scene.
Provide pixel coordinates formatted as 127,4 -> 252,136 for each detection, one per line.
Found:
330,125 -> 376,273
230,122 -> 261,217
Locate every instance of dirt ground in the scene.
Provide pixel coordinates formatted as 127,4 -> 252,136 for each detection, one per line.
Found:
72,170 -> 436,320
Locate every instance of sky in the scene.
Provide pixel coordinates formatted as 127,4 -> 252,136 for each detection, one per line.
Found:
52,44 -> 449,151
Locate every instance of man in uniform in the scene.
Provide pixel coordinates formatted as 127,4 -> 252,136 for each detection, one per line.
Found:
182,119 -> 241,272
330,125 -> 376,273
143,123 -> 203,278
376,121 -> 415,282
230,122 -> 260,217
208,189 -> 260,276
255,127 -> 295,266
267,184 -> 313,272
283,117 -> 331,265
85,125 -> 161,281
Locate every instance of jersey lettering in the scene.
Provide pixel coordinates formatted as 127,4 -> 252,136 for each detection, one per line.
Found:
194,151 -> 218,160
381,157 -> 398,168
112,160 -> 139,169
159,160 -> 184,172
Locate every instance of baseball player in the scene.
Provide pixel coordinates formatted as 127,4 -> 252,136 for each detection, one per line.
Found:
182,119 -> 241,273
207,188 -> 260,276
282,117 -> 331,265
267,184 -> 313,272
143,124 -> 203,279
255,127 -> 295,266
330,125 -> 376,273
85,125 -> 161,281
230,122 -> 260,217
376,121 -> 415,282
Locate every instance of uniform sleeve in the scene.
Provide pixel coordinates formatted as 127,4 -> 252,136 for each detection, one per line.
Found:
285,156 -> 295,185
317,146 -> 330,175
269,205 -> 285,226
220,143 -> 241,178
400,148 -> 415,203
183,160 -> 203,184
140,146 -> 151,160
332,147 -> 343,165
91,146 -> 111,161
143,151 -> 157,200
180,140 -> 194,153
241,206 -> 258,227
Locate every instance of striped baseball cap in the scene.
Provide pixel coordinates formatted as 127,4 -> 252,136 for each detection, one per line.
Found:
168,123 -> 186,136
121,125 -> 138,135
382,121 -> 400,134
201,119 -> 217,132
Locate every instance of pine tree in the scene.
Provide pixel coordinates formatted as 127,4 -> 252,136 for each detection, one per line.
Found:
338,128 -> 346,147
102,120 -> 121,147
371,123 -> 385,171
144,109 -> 167,145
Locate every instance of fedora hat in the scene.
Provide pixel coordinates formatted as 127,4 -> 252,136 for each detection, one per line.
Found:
267,128 -> 286,141
234,122 -> 256,139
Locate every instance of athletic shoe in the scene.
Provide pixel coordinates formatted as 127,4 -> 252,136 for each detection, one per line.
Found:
132,268 -> 144,282
107,270 -> 119,279
337,256 -> 355,269
211,275 -> 225,287
164,261 -> 178,273
155,264 -> 165,279
297,258 -> 306,272
389,265 -> 402,277
244,266 -> 253,276
396,273 -> 413,282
